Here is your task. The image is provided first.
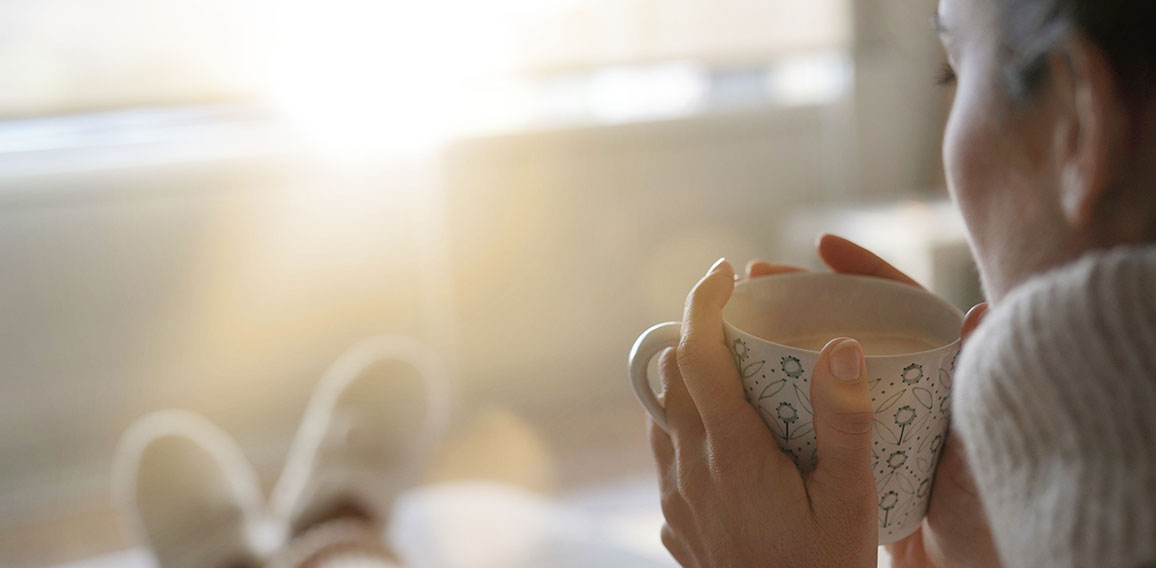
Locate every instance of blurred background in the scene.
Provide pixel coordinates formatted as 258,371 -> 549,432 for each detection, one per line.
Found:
0,0 -> 981,565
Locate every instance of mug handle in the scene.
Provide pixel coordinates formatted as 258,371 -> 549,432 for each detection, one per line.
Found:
628,322 -> 682,433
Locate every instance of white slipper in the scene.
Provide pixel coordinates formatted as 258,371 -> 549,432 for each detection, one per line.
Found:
269,336 -> 451,539
113,410 -> 264,568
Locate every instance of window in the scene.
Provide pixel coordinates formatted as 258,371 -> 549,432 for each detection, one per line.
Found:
0,0 -> 851,121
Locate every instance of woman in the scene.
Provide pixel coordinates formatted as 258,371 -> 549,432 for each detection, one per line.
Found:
649,0 -> 1156,567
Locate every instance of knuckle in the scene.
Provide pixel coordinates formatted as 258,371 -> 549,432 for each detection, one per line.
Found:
828,409 -> 875,437
674,461 -> 708,505
675,342 -> 712,375
675,341 -> 698,365
660,523 -> 680,552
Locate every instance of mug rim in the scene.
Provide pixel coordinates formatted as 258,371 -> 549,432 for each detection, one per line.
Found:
724,272 -> 965,360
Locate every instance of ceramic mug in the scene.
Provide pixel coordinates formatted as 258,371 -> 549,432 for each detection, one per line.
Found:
629,273 -> 963,545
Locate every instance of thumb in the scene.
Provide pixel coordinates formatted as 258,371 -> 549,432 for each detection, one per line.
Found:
808,338 -> 874,489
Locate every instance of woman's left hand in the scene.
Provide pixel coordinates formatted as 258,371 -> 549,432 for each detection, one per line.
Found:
648,258 -> 877,567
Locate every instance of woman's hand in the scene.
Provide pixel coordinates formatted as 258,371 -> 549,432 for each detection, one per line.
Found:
810,235 -> 999,568
648,234 -> 999,567
648,257 -> 878,567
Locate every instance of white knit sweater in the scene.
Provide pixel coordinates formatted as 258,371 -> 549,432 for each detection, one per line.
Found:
954,244 -> 1156,568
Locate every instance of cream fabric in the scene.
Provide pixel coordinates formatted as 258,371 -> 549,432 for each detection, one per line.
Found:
955,244 -> 1156,567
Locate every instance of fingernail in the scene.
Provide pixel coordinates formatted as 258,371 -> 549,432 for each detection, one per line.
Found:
708,257 -> 731,274
829,338 -> 863,382
964,303 -> 990,329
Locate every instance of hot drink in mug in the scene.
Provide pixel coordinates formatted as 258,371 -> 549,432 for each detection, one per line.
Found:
629,273 -> 963,545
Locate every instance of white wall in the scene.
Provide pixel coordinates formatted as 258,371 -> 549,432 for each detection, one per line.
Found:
0,102 -> 849,563
0,4 -> 952,562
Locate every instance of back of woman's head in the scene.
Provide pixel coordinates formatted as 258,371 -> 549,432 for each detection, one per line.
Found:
999,0 -> 1156,99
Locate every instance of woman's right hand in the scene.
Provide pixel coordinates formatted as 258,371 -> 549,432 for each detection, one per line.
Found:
749,234 -> 1000,568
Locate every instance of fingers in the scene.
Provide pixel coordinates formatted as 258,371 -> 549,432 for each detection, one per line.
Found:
650,416 -> 698,567
651,422 -> 699,567
658,347 -> 704,442
745,260 -> 806,279
961,302 -> 990,344
678,259 -> 764,440
808,338 -> 875,492
817,234 -> 924,289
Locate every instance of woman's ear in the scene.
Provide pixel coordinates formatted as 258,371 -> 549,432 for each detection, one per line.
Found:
1053,33 -> 1128,229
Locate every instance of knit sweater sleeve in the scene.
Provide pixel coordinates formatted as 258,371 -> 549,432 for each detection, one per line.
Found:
952,245 -> 1156,568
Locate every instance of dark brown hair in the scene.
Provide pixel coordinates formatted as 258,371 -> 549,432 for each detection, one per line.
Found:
999,0 -> 1156,98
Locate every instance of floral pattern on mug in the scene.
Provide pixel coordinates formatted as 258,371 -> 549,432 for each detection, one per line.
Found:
780,355 -> 805,379
901,363 -> 924,384
728,329 -> 958,543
